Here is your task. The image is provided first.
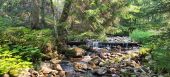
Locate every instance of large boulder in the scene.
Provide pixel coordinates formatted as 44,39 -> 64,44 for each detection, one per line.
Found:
72,47 -> 86,57
66,47 -> 86,57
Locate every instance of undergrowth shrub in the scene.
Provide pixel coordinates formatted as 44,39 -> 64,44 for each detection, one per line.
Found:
0,27 -> 53,48
11,45 -> 42,62
130,29 -> 153,43
149,32 -> 170,73
0,16 -> 13,27
0,47 -> 32,76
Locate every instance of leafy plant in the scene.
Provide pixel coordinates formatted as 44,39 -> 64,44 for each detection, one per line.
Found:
0,49 -> 32,76
11,45 -> 42,62
130,29 -> 153,43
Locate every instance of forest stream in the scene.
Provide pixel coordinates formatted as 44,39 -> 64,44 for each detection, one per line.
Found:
1,0 -> 170,77
22,36 -> 155,77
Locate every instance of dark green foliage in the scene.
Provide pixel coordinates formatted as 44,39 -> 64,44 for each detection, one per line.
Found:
0,27 -> 53,48
0,43 -> 42,64
0,16 -> 13,27
11,45 -> 42,62
146,30 -> 170,72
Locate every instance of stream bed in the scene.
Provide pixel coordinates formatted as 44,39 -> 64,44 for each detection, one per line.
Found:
58,47 -> 154,77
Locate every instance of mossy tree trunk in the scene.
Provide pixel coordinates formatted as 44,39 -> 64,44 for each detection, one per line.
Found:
58,0 -> 72,40
31,0 -> 41,29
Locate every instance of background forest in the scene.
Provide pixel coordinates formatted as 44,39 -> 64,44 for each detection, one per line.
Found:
0,0 -> 170,77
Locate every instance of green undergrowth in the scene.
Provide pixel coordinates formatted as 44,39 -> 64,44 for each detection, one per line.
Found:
130,29 -> 154,43
0,47 -> 32,76
0,26 -> 53,49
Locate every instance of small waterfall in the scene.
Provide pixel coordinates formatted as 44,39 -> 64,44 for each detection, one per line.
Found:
92,41 -> 99,49
86,39 -> 93,47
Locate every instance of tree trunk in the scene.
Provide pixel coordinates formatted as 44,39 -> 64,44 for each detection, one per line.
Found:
58,0 -> 72,37
40,0 -> 46,28
31,0 -> 40,29
50,0 -> 58,38
59,0 -> 72,23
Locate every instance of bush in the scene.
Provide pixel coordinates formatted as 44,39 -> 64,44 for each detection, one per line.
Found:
0,16 -> 13,27
144,30 -> 170,73
151,48 -> 170,72
150,33 -> 170,72
0,49 -> 32,76
11,45 -> 42,62
0,27 -> 53,48
130,29 -> 153,43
